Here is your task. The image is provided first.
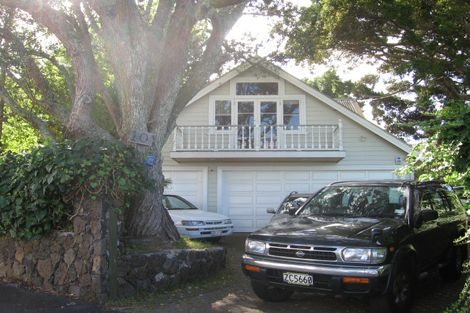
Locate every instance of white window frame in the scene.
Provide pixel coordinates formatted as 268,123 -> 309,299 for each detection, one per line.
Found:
230,77 -> 284,98
282,95 -> 306,133
209,96 -> 234,133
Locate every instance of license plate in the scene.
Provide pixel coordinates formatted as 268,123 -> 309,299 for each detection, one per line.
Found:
282,272 -> 314,286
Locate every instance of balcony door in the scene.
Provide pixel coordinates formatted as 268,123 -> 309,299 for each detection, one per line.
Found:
236,100 -> 278,149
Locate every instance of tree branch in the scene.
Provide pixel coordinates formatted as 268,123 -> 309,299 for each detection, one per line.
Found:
0,89 -> 56,141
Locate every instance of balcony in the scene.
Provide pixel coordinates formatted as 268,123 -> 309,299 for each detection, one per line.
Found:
170,120 -> 345,162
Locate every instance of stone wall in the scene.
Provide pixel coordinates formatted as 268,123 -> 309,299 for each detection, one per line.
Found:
0,197 -> 227,302
117,247 -> 226,297
0,198 -> 110,302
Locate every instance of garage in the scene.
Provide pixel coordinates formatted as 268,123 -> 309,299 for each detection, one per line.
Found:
219,169 -> 397,232
163,168 -> 207,210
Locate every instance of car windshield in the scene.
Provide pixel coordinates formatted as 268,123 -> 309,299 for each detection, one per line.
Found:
277,196 -> 310,214
299,185 -> 407,218
164,196 -> 197,210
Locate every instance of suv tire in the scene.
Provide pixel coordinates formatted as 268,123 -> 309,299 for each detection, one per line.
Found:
251,281 -> 293,302
439,245 -> 463,281
369,265 -> 414,313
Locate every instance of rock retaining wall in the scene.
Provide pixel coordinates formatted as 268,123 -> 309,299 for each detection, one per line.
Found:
117,247 -> 226,297
0,199 -> 109,302
0,197 -> 227,301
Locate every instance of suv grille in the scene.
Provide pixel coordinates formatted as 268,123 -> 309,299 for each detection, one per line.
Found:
267,243 -> 337,261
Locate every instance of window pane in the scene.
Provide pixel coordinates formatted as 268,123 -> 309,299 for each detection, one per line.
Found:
260,101 -> 277,113
284,115 -> 299,127
238,114 -> 254,125
215,100 -> 231,114
238,101 -> 254,113
284,100 -> 299,114
236,82 -> 278,95
261,114 -> 276,125
215,116 -> 231,126
283,100 -> 300,129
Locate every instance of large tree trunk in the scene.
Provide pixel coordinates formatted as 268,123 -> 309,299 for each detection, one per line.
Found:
126,146 -> 180,240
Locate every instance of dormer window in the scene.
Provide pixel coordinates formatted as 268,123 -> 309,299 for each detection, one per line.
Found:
236,82 -> 278,95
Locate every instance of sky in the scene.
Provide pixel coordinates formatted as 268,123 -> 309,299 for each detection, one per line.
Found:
225,0 -> 380,122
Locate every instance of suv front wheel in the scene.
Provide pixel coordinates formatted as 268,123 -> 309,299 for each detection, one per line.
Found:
251,281 -> 293,302
369,265 -> 415,313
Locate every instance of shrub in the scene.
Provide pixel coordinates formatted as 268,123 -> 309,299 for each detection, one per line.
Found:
0,139 -> 149,240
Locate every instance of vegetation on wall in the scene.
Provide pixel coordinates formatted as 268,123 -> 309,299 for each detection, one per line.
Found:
0,139 -> 150,240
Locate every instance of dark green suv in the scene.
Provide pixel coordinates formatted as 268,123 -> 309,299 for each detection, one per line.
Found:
241,181 -> 468,313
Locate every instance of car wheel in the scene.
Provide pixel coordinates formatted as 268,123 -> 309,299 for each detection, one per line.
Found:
439,245 -> 463,281
251,281 -> 293,302
369,266 -> 414,313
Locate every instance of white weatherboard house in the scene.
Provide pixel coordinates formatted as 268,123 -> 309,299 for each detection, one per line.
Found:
162,60 -> 411,232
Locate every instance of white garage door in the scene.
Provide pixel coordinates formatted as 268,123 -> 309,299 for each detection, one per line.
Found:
164,169 -> 206,210
220,169 -> 396,232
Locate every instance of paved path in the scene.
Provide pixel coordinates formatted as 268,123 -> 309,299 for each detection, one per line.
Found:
0,283 -> 114,313
116,234 -> 467,313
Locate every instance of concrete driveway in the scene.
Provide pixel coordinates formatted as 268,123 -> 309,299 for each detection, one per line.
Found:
119,234 -> 466,313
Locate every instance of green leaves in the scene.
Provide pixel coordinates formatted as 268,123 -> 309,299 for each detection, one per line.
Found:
0,139 -> 150,240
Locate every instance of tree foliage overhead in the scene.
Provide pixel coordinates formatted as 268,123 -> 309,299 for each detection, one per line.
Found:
0,0 -> 255,240
276,0 -> 469,132
276,0 -> 469,180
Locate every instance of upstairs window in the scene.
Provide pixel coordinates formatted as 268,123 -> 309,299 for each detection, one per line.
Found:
283,100 -> 300,129
236,82 -> 278,95
215,100 -> 231,129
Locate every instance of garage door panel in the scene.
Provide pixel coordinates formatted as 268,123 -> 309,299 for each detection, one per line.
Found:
313,171 -> 339,180
283,172 -> 309,180
256,171 -> 281,180
284,183 -> 310,193
226,172 -> 253,180
256,183 -> 282,192
256,195 -> 282,205
368,171 -> 394,179
227,184 -> 254,192
228,195 -> 253,205
340,171 -> 367,180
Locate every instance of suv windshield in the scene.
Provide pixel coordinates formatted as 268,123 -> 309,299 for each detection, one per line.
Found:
164,195 -> 197,210
299,185 -> 407,218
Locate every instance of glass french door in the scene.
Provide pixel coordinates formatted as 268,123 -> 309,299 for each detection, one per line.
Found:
259,101 -> 277,149
236,100 -> 278,149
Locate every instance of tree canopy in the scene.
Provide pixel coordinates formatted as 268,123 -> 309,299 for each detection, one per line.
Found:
0,0 -> 254,240
276,0 -> 470,184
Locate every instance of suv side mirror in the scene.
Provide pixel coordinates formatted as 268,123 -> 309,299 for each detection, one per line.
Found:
414,209 -> 438,228
266,208 -> 276,214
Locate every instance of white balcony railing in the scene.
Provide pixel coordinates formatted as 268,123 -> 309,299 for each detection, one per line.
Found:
173,120 -> 343,152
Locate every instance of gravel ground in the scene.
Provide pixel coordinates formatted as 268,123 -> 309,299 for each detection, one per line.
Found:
114,234 -> 467,313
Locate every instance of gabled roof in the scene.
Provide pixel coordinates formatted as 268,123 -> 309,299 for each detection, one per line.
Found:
186,59 -> 411,154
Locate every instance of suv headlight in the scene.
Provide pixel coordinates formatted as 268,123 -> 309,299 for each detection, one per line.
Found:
245,239 -> 266,255
181,220 -> 205,226
342,247 -> 387,264
223,219 -> 232,224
